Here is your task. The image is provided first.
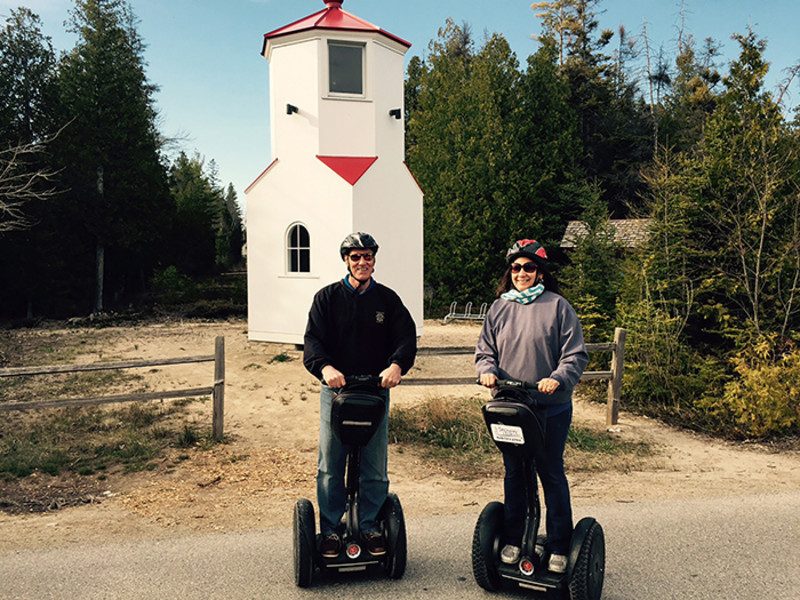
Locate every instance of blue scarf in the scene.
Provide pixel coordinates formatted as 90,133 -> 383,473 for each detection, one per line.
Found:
501,283 -> 545,305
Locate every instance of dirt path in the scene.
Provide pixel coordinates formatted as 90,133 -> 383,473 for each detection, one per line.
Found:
2,318 -> 800,552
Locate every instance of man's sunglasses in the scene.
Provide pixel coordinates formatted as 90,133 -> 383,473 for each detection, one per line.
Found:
348,252 -> 375,262
511,262 -> 537,273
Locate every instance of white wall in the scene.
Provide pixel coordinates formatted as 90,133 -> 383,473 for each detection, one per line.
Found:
352,159 -> 424,335
269,37 -> 322,161
247,156 -> 354,344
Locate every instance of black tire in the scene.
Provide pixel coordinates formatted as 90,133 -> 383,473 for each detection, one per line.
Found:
471,501 -> 504,591
293,498 -> 316,588
568,519 -> 605,600
381,493 -> 407,579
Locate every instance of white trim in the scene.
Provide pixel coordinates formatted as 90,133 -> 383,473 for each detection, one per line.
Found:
278,274 -> 321,280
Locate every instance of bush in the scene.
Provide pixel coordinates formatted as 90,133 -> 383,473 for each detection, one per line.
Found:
151,266 -> 197,305
619,295 -> 730,430
698,336 -> 800,438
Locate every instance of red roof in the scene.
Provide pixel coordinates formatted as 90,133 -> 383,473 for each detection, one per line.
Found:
262,0 -> 411,54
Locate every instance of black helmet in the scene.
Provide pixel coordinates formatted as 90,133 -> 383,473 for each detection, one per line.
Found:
340,232 -> 379,260
506,239 -> 548,264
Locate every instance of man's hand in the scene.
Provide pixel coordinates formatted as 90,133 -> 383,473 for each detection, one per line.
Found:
379,363 -> 402,389
321,365 -> 346,388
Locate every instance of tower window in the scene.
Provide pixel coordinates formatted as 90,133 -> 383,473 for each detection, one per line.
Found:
329,41 -> 364,95
287,224 -> 310,273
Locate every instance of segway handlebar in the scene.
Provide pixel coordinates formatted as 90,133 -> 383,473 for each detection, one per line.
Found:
321,374 -> 384,389
476,377 -> 535,390
476,377 -> 560,405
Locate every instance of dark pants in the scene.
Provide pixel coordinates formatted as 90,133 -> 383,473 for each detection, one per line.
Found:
502,404 -> 573,555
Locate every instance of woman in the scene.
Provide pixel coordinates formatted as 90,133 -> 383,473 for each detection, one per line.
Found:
475,239 -> 588,573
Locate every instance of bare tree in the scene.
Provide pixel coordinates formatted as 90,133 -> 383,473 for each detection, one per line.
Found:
0,135 -> 60,233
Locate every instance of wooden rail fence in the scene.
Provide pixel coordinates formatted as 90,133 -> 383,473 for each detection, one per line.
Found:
0,336 -> 226,440
406,327 -> 626,426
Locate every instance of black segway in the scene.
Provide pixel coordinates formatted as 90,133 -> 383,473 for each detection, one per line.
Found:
293,375 -> 407,588
472,379 -> 605,599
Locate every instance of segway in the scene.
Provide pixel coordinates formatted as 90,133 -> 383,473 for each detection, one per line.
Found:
293,375 -> 407,587
472,379 -> 605,599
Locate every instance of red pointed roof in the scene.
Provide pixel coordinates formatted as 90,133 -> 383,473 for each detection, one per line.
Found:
263,0 -> 411,54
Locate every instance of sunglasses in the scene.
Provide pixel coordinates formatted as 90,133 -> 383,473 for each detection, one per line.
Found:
511,262 -> 537,273
348,252 -> 375,262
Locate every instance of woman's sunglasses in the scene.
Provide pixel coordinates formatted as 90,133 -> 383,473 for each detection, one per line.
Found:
511,262 -> 537,273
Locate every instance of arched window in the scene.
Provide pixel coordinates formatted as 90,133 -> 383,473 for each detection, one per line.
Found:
287,224 -> 310,273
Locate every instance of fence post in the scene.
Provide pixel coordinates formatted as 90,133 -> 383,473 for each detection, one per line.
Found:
212,336 -> 225,440
606,327 -> 626,426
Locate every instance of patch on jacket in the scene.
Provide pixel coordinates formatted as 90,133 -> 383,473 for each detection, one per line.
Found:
375,311 -> 385,324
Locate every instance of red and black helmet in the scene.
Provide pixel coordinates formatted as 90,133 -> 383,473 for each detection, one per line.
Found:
340,232 -> 379,260
505,239 -> 548,264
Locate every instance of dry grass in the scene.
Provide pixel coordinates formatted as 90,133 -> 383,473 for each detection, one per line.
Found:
390,395 -> 654,480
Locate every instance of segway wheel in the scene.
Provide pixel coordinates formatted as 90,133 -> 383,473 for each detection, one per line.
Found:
471,501 -> 504,591
568,518 -> 605,600
381,493 -> 407,579
293,498 -> 316,588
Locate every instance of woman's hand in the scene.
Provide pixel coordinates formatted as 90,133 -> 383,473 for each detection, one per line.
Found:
537,377 -> 560,394
321,365 -> 346,388
479,373 -> 497,388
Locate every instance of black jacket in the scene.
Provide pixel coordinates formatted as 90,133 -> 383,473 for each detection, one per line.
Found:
303,279 -> 417,380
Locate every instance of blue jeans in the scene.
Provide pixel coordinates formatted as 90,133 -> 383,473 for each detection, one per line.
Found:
317,385 -> 390,536
502,404 -> 573,555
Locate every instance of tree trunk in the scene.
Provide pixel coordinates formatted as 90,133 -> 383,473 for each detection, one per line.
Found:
95,240 -> 104,314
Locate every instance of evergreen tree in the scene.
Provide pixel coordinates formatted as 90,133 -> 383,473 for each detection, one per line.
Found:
219,183 -> 244,269
659,35 -> 722,153
168,151 -> 218,277
51,0 -> 172,314
406,21 -> 528,312
531,0 -> 652,216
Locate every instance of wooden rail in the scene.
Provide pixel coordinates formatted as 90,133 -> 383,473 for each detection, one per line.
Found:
408,327 -> 626,426
0,336 -> 226,440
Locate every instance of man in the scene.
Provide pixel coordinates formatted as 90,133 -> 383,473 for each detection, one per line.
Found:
303,232 -> 417,559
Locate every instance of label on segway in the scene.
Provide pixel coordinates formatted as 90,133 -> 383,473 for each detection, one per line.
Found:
491,423 -> 525,445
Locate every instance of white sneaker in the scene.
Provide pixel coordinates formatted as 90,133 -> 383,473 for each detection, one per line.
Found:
500,544 -> 521,564
548,553 -> 568,573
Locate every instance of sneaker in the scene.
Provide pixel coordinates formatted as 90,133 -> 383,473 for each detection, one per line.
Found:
320,533 -> 341,558
500,544 -> 521,564
548,553 -> 568,573
363,531 -> 387,556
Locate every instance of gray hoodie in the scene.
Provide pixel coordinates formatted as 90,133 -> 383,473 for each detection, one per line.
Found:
475,291 -> 588,406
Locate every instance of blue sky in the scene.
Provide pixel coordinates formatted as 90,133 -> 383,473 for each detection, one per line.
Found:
2,0 -> 799,215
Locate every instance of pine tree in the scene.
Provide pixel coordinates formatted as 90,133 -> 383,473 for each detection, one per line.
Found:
51,0 -> 172,314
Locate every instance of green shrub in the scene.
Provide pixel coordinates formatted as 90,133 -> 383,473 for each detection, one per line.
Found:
151,266 -> 197,305
698,336 -> 800,438
619,296 -> 728,428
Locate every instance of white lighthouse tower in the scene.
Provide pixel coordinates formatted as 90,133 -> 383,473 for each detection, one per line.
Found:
246,0 -> 424,345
